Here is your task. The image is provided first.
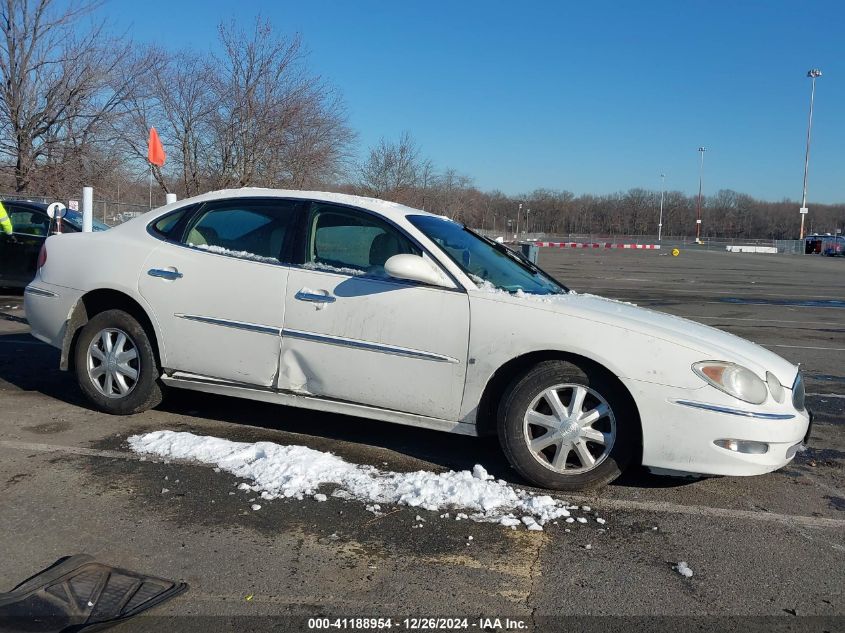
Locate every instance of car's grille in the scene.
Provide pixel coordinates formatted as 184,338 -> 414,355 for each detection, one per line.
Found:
792,371 -> 806,411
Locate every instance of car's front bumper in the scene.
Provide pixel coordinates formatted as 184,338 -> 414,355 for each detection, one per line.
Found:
621,377 -> 811,477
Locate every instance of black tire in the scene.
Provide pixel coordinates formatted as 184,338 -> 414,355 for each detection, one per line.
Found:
497,360 -> 636,491
74,309 -> 163,415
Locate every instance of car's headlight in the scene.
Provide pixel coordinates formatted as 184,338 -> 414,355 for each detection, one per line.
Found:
692,361 -> 768,405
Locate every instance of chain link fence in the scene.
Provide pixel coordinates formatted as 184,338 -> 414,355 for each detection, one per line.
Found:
0,192 -> 153,227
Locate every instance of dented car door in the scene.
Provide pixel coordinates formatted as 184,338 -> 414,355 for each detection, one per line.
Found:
278,202 -> 470,420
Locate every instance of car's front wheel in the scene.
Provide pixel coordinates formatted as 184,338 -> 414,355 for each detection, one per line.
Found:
74,309 -> 163,415
498,360 -> 636,490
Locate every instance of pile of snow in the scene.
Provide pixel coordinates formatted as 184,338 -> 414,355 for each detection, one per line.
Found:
128,431 -> 593,530
674,561 -> 694,578
189,243 -> 280,265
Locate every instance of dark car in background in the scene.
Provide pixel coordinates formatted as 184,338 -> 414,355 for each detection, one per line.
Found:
0,199 -> 109,289
805,234 -> 824,254
822,235 -> 845,257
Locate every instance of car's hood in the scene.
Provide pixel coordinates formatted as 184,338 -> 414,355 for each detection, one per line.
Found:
488,291 -> 799,386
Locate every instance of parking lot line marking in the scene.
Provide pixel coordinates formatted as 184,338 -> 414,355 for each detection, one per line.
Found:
702,301 -> 845,310
580,285 -> 845,299
807,392 -> 845,399
559,495 -> 844,529
2,439 -> 843,530
673,316 -> 845,326
0,340 -> 45,345
765,344 -> 845,352
0,439 -> 147,461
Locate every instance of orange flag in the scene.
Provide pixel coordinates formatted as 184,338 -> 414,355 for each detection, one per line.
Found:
147,127 -> 166,167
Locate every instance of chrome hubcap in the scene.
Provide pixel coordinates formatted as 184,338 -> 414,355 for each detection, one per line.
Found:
87,328 -> 140,399
522,383 -> 616,474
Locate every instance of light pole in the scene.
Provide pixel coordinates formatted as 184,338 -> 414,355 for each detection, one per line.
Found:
658,173 -> 666,241
696,147 -> 706,243
799,68 -> 822,240
516,203 -> 522,239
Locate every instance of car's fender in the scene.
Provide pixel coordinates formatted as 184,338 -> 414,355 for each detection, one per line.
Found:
460,293 -> 707,425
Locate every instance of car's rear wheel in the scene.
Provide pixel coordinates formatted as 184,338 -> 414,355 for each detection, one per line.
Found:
498,360 -> 635,490
74,309 -> 163,415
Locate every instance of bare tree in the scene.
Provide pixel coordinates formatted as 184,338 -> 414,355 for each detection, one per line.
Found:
0,0 -> 145,193
359,131 -> 422,200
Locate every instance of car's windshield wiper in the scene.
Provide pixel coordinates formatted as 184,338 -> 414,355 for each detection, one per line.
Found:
471,229 -> 543,273
466,228 -> 569,294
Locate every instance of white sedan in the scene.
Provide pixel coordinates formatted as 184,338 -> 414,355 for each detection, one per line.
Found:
24,190 -> 811,490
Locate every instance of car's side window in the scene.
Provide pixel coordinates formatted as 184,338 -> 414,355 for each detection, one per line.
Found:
182,200 -> 298,264
150,204 -> 198,241
306,204 -> 420,276
8,207 -> 50,236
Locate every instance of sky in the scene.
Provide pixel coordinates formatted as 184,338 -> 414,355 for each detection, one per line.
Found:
102,0 -> 844,203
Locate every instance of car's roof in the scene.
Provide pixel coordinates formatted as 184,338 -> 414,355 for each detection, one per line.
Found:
1,198 -> 49,210
165,188 -> 442,224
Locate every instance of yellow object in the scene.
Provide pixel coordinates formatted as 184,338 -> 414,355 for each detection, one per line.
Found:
671,248 -> 680,257
0,201 -> 12,235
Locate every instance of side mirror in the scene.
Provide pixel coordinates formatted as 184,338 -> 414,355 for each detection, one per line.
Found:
384,254 -> 451,288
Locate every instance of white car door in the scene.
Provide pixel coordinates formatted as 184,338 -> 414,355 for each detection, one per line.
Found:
139,198 -> 301,387
279,202 -> 470,420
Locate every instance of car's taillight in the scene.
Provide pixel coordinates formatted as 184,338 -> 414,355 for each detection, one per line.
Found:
37,243 -> 47,269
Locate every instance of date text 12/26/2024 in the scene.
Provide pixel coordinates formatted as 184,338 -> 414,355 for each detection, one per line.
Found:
307,618 -> 528,630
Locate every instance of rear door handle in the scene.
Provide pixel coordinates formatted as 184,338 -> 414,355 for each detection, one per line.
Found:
148,268 -> 183,280
295,290 -> 335,303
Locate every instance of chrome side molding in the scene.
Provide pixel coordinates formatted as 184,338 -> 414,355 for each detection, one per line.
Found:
24,286 -> 57,298
282,328 -> 460,364
175,314 -> 281,336
170,313 -> 458,364
673,399 -> 795,420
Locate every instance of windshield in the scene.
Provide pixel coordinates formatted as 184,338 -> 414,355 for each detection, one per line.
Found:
63,209 -> 110,232
408,215 -> 567,295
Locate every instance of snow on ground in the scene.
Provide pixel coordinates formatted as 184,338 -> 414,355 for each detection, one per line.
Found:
128,430 -> 597,530
674,561 -> 694,578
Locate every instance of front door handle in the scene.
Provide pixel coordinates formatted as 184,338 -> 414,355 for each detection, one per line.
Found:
295,289 -> 336,304
148,268 -> 183,280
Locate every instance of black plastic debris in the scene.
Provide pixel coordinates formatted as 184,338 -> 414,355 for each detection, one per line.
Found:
0,554 -> 187,632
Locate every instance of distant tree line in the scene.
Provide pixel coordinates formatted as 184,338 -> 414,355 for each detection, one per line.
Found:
349,133 -> 844,239
0,0 -> 841,238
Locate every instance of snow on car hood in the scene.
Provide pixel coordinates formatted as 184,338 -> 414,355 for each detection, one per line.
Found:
483,290 -> 799,386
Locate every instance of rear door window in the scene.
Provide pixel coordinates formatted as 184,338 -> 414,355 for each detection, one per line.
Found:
182,200 -> 299,264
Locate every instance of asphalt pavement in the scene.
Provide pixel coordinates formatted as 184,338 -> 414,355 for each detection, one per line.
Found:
0,247 -> 842,632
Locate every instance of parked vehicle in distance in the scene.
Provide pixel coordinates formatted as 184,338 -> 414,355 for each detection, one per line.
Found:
822,235 -> 844,257
24,190 -> 812,490
805,234 -> 824,254
0,200 -> 109,289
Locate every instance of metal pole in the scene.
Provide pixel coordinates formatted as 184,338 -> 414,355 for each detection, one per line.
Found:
516,203 -> 522,239
658,173 -> 665,242
82,186 -> 93,233
800,69 -> 822,240
696,147 -> 706,242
